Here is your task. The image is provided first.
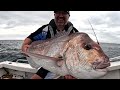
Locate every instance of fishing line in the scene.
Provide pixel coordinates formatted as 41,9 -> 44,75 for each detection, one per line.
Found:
88,19 -> 100,45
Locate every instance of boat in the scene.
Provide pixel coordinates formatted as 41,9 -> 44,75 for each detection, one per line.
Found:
0,56 -> 120,79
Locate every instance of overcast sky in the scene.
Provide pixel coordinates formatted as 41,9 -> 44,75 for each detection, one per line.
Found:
0,11 -> 120,44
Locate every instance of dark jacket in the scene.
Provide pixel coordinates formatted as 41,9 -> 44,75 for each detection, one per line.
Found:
27,19 -> 78,41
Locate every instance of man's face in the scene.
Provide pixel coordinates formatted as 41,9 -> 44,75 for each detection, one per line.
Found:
54,11 -> 70,27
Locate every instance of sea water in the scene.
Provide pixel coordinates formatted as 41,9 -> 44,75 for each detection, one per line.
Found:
0,40 -> 120,63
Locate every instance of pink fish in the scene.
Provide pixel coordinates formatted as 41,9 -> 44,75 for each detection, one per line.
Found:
25,32 -> 110,79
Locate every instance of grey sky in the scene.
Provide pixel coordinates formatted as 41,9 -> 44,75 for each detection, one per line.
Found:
0,11 -> 120,44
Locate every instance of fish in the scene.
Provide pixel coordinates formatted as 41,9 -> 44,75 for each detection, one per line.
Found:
24,32 -> 110,79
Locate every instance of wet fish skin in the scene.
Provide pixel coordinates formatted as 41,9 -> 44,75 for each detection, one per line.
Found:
25,32 -> 110,79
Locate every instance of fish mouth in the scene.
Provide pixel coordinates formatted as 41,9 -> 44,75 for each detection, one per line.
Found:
92,62 -> 110,72
95,62 -> 110,69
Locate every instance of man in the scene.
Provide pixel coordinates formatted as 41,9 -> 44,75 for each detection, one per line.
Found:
21,11 -> 78,79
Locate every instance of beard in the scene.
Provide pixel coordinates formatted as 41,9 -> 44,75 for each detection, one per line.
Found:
56,17 -> 67,26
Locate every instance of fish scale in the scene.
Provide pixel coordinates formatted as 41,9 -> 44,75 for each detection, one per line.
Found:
25,32 -> 110,79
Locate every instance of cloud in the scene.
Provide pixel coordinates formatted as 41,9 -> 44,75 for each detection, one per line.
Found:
0,11 -> 54,29
84,11 -> 120,28
104,12 -> 120,27
0,11 -> 120,44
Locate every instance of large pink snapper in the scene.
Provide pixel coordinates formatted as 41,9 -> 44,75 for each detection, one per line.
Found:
25,32 -> 110,79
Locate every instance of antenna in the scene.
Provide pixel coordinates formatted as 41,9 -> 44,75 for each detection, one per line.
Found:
88,19 -> 99,45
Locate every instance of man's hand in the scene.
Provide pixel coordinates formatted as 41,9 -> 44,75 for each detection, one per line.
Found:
21,38 -> 32,53
21,45 -> 30,53
64,75 -> 76,79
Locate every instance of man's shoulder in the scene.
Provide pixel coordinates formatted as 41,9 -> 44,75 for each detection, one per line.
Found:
39,24 -> 49,30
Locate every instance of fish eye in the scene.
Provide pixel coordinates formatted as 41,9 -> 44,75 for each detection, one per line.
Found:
84,44 -> 92,50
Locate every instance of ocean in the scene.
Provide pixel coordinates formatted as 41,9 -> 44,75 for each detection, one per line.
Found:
0,40 -> 120,63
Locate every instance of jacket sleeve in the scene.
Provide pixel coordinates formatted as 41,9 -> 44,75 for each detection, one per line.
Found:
27,25 -> 48,41
36,67 -> 49,78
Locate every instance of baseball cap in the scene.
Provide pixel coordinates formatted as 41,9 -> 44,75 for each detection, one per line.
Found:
54,11 -> 70,15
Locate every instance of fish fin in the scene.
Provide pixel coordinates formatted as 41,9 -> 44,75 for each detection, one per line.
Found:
28,52 -> 61,61
26,52 -> 69,75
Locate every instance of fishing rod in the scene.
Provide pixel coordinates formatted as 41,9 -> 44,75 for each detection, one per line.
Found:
88,19 -> 100,45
